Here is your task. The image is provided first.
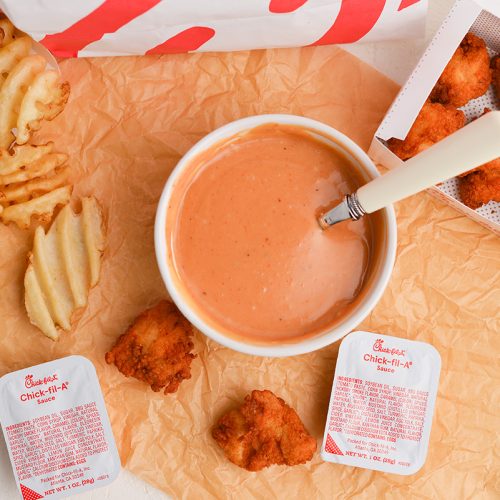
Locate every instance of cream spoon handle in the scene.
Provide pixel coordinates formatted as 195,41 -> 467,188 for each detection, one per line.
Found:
357,110 -> 500,214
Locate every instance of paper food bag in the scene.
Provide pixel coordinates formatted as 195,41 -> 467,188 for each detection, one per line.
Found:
0,0 -> 427,57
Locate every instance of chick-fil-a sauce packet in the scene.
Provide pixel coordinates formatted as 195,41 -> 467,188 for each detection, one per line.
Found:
321,331 -> 441,475
0,355 -> 120,499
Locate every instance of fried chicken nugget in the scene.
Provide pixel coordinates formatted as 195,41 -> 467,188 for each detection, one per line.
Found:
212,390 -> 317,471
105,300 -> 196,394
459,167 -> 500,209
387,102 -> 465,160
492,55 -> 500,101
430,33 -> 491,107
457,108 -> 500,209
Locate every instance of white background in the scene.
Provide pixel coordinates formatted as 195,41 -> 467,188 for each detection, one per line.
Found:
0,0 -> 455,498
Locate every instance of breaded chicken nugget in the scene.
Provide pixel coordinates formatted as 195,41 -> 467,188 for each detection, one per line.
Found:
430,33 -> 491,107
492,55 -> 500,101
105,300 -> 196,394
212,390 -> 316,471
454,109 -> 500,209
459,162 -> 500,209
387,102 -> 465,160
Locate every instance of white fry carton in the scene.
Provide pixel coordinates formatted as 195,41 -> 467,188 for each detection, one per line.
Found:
0,356 -> 120,500
369,0 -> 500,235
321,331 -> 441,475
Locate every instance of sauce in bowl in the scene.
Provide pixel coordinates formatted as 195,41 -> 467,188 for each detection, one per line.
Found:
166,124 -> 380,344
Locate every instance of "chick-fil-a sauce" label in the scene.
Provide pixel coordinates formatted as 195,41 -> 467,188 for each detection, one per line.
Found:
321,331 -> 441,475
0,356 -> 120,499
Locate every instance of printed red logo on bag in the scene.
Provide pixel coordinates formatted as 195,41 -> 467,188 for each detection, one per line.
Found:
20,484 -> 44,500
325,434 -> 344,455
373,338 -> 405,357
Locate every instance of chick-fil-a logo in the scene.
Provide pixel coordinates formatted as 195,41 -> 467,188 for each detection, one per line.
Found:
24,373 -> 59,389
373,339 -> 406,357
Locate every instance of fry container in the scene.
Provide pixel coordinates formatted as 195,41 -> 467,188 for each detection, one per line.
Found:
369,0 -> 500,235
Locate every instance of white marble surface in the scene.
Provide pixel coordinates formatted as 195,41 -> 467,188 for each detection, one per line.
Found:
0,1 -> 455,499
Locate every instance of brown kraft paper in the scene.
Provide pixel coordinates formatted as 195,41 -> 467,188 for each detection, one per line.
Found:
0,46 -> 498,499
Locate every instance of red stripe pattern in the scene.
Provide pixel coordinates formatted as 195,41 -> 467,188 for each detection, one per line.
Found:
312,0 -> 386,45
398,0 -> 420,11
41,0 -> 161,57
145,27 -> 215,55
35,0 -> 413,57
269,0 -> 308,14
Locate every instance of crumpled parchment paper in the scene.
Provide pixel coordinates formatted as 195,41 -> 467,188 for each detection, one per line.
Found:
0,46 -> 498,499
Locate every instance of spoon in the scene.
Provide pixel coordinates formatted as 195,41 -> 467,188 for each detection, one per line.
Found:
319,110 -> 500,229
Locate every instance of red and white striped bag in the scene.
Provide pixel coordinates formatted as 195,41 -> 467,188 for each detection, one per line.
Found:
0,0 -> 427,58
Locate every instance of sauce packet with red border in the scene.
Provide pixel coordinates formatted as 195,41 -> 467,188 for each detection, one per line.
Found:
321,331 -> 441,475
0,355 -> 120,499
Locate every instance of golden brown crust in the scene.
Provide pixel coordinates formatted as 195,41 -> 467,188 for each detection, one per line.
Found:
212,389 -> 317,471
492,55 -> 500,101
430,33 -> 491,107
105,300 -> 196,394
459,162 -> 500,209
387,102 -> 465,160
456,108 -> 500,209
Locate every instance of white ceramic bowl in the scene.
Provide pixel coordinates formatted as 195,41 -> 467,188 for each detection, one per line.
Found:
155,115 -> 397,357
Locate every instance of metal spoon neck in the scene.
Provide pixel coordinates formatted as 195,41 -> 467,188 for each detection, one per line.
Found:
318,192 -> 366,229
346,192 -> 366,221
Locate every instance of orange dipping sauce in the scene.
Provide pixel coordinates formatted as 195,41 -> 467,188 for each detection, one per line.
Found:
167,124 -> 377,344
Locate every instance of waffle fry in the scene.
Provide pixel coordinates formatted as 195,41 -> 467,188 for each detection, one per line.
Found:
0,167 -> 69,203
24,198 -> 105,340
0,37 -> 31,85
0,17 -> 16,47
17,70 -> 70,144
1,185 -> 71,228
0,151 -> 67,184
0,18 -> 70,148
0,144 -> 71,228
0,142 -> 54,176
24,265 -> 58,340
0,55 -> 46,148
81,197 -> 105,287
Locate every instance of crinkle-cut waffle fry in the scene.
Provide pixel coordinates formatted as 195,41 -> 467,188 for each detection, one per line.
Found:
81,197 -> 106,287
16,70 -> 70,144
0,36 -> 31,85
0,19 -> 70,148
1,185 -> 71,228
24,198 -> 105,340
0,167 -> 70,203
0,18 -> 16,47
0,55 -> 45,149
0,143 -> 70,228
0,142 -> 54,176
0,151 -> 67,185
